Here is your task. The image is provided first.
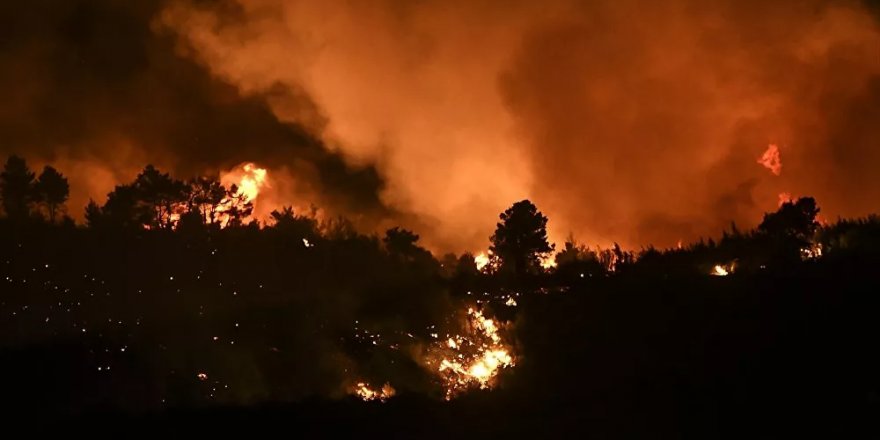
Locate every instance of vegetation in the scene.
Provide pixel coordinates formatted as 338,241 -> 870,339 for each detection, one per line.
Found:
0,155 -> 878,436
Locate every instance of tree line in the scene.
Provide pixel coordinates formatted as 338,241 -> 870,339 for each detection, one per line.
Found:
0,154 -> 874,284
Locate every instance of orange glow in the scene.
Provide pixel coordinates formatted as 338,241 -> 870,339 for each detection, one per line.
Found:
758,144 -> 783,176
778,192 -> 794,206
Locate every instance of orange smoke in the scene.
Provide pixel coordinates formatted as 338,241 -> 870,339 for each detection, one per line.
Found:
158,0 -> 880,251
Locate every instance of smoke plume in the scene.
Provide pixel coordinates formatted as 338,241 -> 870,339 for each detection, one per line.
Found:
159,0 -> 880,250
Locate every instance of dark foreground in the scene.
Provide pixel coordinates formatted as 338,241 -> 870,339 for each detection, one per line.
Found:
6,257 -> 879,438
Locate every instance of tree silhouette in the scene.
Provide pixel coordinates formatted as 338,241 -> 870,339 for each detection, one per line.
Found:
90,184 -> 141,230
221,184 -> 254,228
32,166 -> 69,223
383,227 -> 420,255
490,200 -> 554,276
270,206 -> 319,240
132,165 -> 188,229
0,155 -> 36,220
758,197 -> 820,240
187,176 -> 228,226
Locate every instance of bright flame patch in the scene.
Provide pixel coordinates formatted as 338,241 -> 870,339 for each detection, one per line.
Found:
352,382 -> 396,402
426,307 -> 515,400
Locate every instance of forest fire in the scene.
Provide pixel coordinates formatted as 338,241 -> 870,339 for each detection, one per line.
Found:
428,307 -> 515,400
352,382 -> 396,402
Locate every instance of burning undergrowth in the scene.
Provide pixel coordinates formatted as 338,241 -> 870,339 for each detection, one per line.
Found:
344,300 -> 518,402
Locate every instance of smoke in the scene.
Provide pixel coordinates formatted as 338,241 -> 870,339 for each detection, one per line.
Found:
0,0 -> 387,226
158,0 -> 880,251
2,0 -> 879,251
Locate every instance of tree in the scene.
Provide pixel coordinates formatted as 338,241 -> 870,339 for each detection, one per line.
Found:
0,155 -> 36,220
92,184 -> 141,230
32,166 -> 69,223
220,184 -> 254,228
758,197 -> 820,240
490,200 -> 554,276
270,206 -> 319,239
383,227 -> 420,256
187,176 -> 228,226
84,199 -> 104,228
132,165 -> 188,229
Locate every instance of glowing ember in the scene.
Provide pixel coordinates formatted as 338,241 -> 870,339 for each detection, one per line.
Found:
505,297 -> 517,307
352,382 -> 396,402
800,243 -> 823,261
427,307 -> 515,400
758,144 -> 782,176
197,372 -> 208,381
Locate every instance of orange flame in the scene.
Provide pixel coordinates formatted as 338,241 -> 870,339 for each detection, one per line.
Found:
427,307 -> 515,400
758,144 -> 782,176
352,382 -> 396,402
219,162 -> 269,225
474,251 -> 491,271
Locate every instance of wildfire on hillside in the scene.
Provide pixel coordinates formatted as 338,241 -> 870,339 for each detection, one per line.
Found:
424,307 -> 515,400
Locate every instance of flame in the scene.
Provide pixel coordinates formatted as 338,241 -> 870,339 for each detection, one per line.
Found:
220,162 -> 268,203
352,382 -> 396,402
800,243 -> 823,261
758,144 -> 782,176
539,254 -> 557,270
474,252 -> 491,271
711,263 -> 734,276
474,251 -> 554,271
219,162 -> 269,225
427,307 -> 515,400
